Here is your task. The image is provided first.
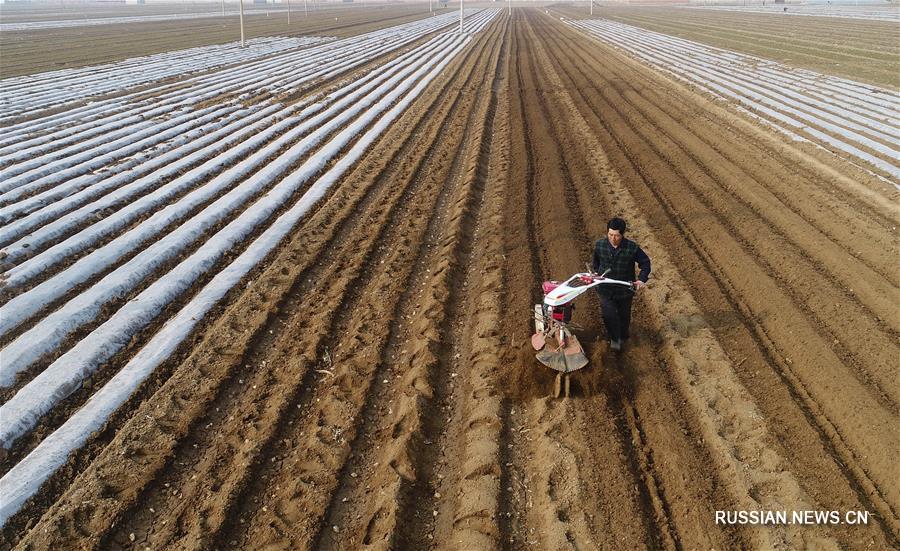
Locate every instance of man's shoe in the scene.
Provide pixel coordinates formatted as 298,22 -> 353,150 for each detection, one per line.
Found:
610,339 -> 622,351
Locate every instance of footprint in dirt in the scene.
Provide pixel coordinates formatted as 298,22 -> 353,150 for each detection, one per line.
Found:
583,339 -> 624,396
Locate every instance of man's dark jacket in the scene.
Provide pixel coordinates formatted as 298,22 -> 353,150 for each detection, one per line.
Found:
592,237 -> 651,298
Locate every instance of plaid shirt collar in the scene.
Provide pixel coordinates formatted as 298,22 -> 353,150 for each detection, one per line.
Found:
606,237 -> 629,253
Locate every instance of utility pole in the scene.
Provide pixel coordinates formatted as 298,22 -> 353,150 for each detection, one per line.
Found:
304,0 -> 308,17
459,0 -> 463,33
288,0 -> 291,24
239,0 -> 245,47
221,0 -> 225,17
590,0 -> 593,16
508,0 -> 510,16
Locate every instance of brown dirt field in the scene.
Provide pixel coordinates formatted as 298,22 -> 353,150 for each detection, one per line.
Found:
554,4 -> 900,89
0,3 -> 272,23
2,8 -> 898,551
0,4 -> 451,79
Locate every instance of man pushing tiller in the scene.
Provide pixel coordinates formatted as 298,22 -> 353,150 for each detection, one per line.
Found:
592,217 -> 651,351
530,217 -> 651,396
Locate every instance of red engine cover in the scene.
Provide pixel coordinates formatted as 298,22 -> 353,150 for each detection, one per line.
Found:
542,281 -> 560,295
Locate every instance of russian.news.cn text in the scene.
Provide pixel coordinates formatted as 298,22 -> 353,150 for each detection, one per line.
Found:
715,510 -> 870,526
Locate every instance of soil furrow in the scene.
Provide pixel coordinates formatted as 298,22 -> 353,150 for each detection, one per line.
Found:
496,18 -> 548,549
578,55 -> 900,521
521,14 -> 681,549
543,14 -> 898,543
571,49 -> 900,407
445,28 -> 514,548
306,18 -> 505,551
0,92 -> 413,450
200,24 -> 501,551
0,37 -> 472,514
534,18 -> 752,550
498,11 -> 661,550
389,16 -> 509,548
121,44 -> 485,551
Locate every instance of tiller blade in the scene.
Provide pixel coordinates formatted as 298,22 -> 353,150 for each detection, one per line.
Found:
535,334 -> 589,373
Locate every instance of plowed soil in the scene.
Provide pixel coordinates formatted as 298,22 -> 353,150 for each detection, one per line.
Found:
3,9 -> 898,550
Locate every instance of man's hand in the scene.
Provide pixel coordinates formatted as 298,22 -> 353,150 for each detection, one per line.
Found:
633,280 -> 646,290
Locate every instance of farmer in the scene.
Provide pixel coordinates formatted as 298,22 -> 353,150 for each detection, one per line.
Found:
591,217 -> 651,351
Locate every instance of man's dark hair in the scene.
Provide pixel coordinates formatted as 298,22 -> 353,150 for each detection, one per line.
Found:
607,217 -> 627,233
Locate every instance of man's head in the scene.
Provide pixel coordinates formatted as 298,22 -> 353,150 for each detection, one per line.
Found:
607,217 -> 626,248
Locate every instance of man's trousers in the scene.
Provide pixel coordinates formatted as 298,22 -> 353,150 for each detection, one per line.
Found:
599,293 -> 633,343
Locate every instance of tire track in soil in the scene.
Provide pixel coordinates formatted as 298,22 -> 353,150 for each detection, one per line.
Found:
6,21 -> 487,549
442,28 -> 515,549
384,15 -> 510,549
577,46 -> 899,287
496,17 -> 547,549
534,21 -> 751,551
546,13 -> 897,546
567,16 -> 900,220
526,51 -> 754,548
7,9 -> 898,550
502,13 -> 585,548
532,11 -> 860,549
364,16 -> 509,549
305,17 -> 506,550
